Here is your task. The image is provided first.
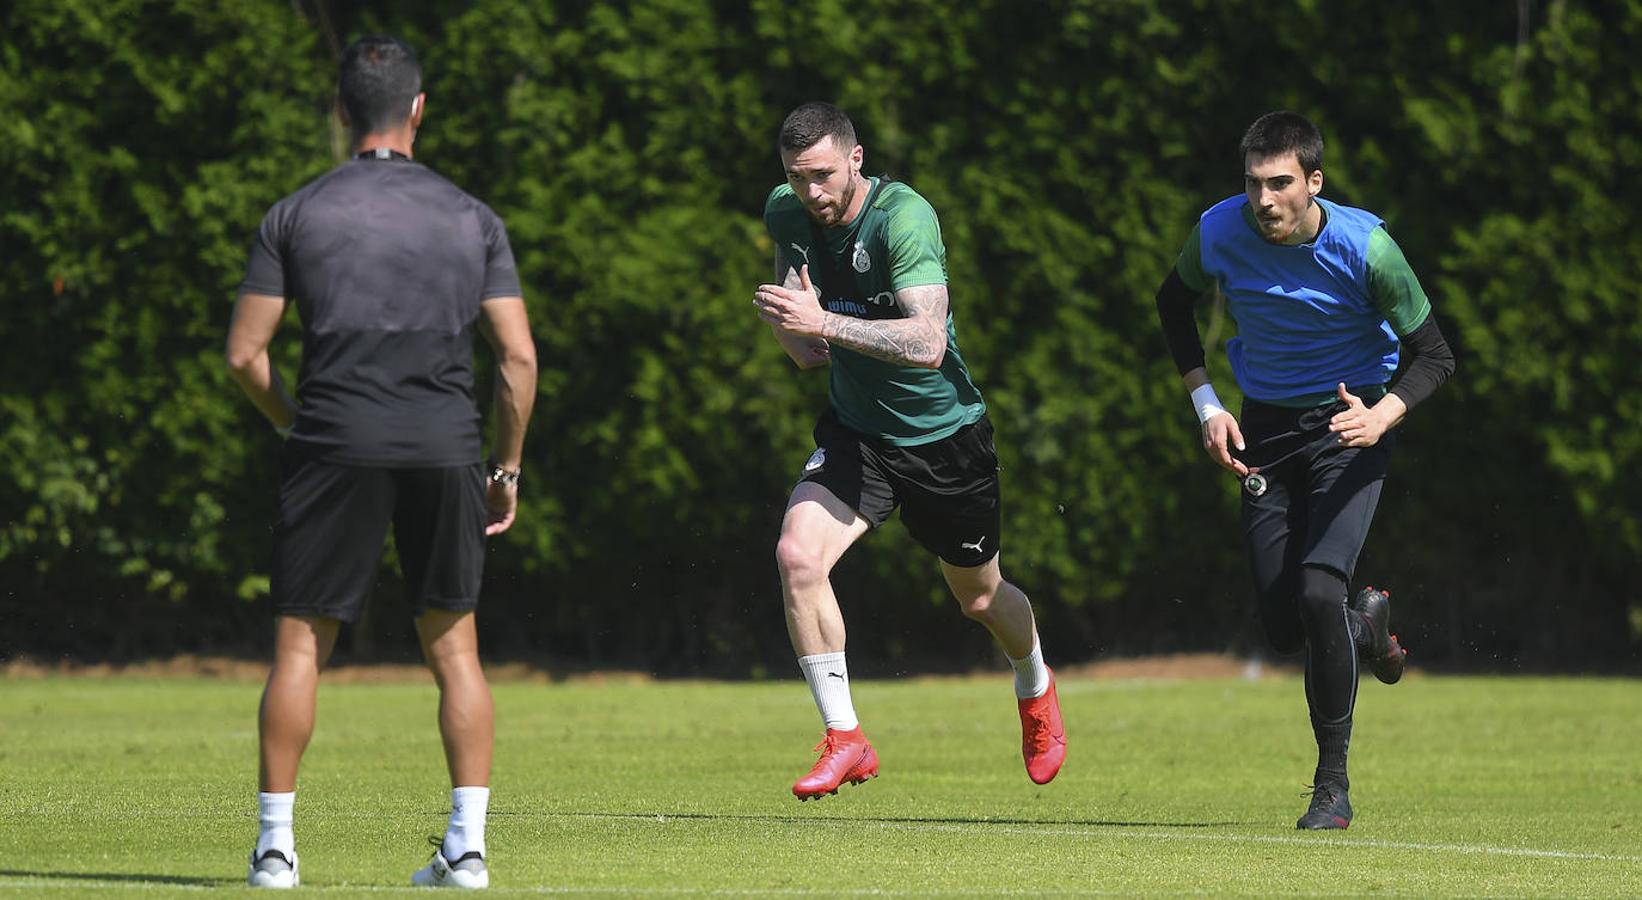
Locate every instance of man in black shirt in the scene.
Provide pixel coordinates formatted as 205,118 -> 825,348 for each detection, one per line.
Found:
225,34 -> 536,889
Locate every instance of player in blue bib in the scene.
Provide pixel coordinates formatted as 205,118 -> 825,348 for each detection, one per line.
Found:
1154,111 -> 1455,830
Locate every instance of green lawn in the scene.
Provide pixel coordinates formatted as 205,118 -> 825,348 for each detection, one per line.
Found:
0,671 -> 1637,896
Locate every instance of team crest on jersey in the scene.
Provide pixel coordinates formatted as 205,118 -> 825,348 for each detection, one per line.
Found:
852,242 -> 871,273
803,448 -> 826,473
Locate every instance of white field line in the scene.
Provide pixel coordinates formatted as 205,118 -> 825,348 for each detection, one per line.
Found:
863,818 -> 1642,862
572,811 -> 1642,864
0,884 -> 1158,896
2,814 -> 1635,895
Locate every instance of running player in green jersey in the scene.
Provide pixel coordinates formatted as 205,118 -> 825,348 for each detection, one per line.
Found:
753,102 -> 1066,800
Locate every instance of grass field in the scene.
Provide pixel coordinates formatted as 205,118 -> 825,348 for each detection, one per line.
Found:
1,669 -> 1638,897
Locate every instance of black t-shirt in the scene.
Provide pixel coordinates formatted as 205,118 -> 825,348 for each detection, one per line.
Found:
239,156 -> 521,466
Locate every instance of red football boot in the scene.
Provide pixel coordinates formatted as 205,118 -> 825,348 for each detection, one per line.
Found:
792,726 -> 879,800
1018,670 -> 1067,784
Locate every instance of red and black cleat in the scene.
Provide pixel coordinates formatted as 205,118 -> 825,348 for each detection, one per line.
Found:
1351,586 -> 1408,684
1297,780 -> 1353,830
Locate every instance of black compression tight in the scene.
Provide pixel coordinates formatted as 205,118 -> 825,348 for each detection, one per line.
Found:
1260,564 -> 1358,782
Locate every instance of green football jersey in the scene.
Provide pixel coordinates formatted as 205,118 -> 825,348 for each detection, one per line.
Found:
764,177 -> 985,446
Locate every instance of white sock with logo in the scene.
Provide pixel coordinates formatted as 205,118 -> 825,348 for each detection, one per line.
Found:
255,791 -> 295,858
798,652 -> 859,731
1010,639 -> 1051,700
443,786 -> 489,860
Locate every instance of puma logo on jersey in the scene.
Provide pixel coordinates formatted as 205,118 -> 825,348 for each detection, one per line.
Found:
788,243 -> 812,267
960,536 -> 986,553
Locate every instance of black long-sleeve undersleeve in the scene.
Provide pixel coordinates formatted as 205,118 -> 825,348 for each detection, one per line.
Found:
1388,313 -> 1455,412
1155,268 -> 1206,375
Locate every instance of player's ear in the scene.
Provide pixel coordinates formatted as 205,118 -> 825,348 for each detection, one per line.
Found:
409,93 -> 425,126
1308,168 -> 1323,197
335,94 -> 350,127
850,143 -> 863,174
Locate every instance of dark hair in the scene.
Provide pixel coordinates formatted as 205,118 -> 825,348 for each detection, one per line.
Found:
1239,111 -> 1324,175
338,35 -> 422,135
778,102 -> 857,154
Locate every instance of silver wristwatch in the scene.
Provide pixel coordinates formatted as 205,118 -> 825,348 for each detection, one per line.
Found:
488,463 -> 521,486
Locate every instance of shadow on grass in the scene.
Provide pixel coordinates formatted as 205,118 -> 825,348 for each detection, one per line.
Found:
547,811 -> 1249,828
0,869 -> 237,888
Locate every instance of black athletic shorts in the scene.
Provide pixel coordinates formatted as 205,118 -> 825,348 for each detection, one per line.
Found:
1234,396 -> 1393,585
799,409 -> 1001,567
270,445 -> 487,623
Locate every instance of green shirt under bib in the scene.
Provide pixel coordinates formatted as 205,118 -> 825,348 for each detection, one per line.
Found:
764,177 -> 985,446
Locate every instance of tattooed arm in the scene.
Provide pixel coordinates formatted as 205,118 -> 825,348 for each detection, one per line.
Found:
820,283 -> 948,368
756,266 -> 949,369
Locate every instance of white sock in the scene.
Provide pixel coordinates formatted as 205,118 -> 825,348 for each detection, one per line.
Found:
443,786 -> 489,860
256,791 -> 295,857
1010,639 -> 1051,700
798,652 -> 859,731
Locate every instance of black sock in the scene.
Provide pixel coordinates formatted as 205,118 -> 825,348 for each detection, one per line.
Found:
1313,720 -> 1351,789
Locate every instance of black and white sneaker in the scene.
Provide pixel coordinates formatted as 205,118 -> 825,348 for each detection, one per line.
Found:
1351,585 -> 1408,684
1296,780 -> 1354,830
411,837 -> 489,889
248,848 -> 299,888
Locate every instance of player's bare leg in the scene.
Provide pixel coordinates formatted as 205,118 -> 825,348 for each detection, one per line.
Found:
258,615 -> 339,791
941,556 -> 1036,658
411,608 -> 493,888
252,615 -> 339,887
417,609 -> 494,787
777,481 -> 869,656
777,481 -> 877,799
943,558 -> 1066,784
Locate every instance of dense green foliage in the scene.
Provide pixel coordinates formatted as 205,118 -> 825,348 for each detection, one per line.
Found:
1,672 -> 1639,895
2,0 -> 1637,671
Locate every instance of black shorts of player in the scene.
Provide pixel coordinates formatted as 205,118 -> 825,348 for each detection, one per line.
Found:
270,444 -> 487,623
800,409 -> 1001,568
1234,395 -> 1395,587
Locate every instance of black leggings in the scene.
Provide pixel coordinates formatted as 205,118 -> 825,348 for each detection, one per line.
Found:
1239,398 -> 1390,772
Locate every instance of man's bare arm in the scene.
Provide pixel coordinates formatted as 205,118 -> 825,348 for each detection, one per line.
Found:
820,283 -> 947,369
477,296 -> 536,536
477,297 -> 536,471
225,292 -> 298,429
766,252 -> 831,369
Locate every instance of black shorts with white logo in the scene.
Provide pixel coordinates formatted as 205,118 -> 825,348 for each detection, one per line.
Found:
270,444 -> 487,623
800,409 -> 1002,567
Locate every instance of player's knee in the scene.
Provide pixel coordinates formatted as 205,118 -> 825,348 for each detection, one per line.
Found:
425,646 -> 482,686
955,586 -> 998,621
1296,566 -> 1347,626
774,533 -> 826,588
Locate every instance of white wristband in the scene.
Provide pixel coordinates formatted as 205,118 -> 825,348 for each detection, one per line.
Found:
1190,383 -> 1228,424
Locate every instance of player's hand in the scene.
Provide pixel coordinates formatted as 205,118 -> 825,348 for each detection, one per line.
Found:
1328,383 -> 1391,447
484,481 -> 518,536
754,264 -> 826,336
1202,412 -> 1250,477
